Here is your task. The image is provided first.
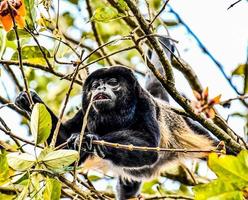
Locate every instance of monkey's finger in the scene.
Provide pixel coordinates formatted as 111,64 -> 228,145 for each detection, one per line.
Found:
67,133 -> 80,150
95,145 -> 105,158
15,94 -> 31,112
30,91 -> 43,103
85,134 -> 94,150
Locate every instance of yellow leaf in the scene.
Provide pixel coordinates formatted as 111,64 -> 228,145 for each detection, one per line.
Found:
202,87 -> 209,101
193,90 -> 202,100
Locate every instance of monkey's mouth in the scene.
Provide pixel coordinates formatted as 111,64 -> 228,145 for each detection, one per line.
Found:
93,93 -> 111,101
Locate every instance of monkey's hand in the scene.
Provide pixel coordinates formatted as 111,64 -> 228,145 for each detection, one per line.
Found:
15,91 -> 43,113
67,133 -> 106,158
67,133 -> 80,150
84,134 -> 106,158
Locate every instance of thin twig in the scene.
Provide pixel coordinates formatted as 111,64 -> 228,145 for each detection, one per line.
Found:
73,95 -> 93,181
86,0 -> 115,66
0,118 -> 23,152
60,31 -> 143,73
30,169 -> 94,199
56,139 -> 223,154
0,60 -> 82,85
76,173 -> 108,200
146,194 -> 194,200
82,35 -> 132,64
2,64 -> 23,91
0,123 -> 43,149
25,28 -> 53,70
59,176 -> 95,200
92,140 -> 222,154
56,0 -> 60,29
0,95 -> 29,119
53,39 -> 74,65
50,50 -> 85,148
148,0 -> 170,29
137,33 -> 178,43
8,2 -> 34,107
107,0 -> 145,38
79,46 -> 136,71
220,94 -> 248,106
38,33 -> 81,58
0,117 -> 44,151
227,0 -> 243,10
125,0 -> 175,85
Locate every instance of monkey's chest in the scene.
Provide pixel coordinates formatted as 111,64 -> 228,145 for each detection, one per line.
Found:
87,119 -> 133,135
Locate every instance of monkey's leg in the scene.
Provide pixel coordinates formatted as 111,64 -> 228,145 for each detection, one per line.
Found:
116,177 -> 141,200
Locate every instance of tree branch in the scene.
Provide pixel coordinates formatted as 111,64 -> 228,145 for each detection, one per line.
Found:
124,0 -> 245,153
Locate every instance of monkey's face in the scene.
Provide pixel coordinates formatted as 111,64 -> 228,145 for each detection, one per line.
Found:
89,78 -> 121,112
82,67 -> 138,114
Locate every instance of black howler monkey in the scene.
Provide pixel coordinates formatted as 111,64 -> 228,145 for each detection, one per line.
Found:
15,66 -> 214,200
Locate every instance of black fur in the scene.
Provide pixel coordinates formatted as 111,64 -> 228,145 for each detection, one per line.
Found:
117,178 -> 141,200
15,67 -> 162,200
81,67 -> 160,167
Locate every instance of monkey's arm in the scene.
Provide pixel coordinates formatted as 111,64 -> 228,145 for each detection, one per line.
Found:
77,129 -> 159,168
15,91 -> 83,145
102,130 -> 159,167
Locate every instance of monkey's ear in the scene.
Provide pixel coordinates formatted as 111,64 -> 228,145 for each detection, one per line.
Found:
129,74 -> 145,100
114,66 -> 144,99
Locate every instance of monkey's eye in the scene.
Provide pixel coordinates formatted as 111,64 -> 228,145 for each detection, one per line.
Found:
91,81 -> 99,90
107,78 -> 119,87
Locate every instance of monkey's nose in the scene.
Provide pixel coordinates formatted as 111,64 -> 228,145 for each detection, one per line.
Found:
97,86 -> 106,91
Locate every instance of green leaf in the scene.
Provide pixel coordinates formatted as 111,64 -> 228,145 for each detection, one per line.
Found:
6,29 -> 30,41
244,64 -> 248,93
12,172 -> 29,185
0,152 -> 10,185
43,178 -> 61,200
151,0 -> 162,9
92,7 -> 120,23
194,180 -> 243,200
37,148 -> 53,162
68,0 -> 78,4
164,20 -> 179,27
42,150 -> 79,170
232,64 -> 245,76
0,193 -> 15,200
24,0 -> 36,30
11,45 -> 52,65
208,151 -> 248,189
31,174 -> 43,200
117,0 -> 128,11
0,30 -> 6,58
141,179 -> 159,195
31,103 -> 52,145
194,151 -> 248,199
62,12 -> 74,27
16,181 -> 30,200
88,175 -> 102,182
7,153 -> 35,171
